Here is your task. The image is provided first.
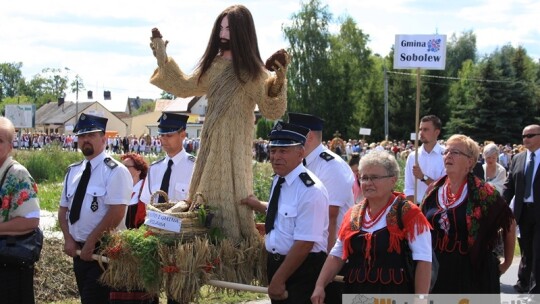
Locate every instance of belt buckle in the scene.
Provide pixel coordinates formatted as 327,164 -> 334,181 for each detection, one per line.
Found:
273,253 -> 281,261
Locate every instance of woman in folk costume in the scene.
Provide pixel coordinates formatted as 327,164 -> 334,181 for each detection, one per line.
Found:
149,5 -> 289,242
421,134 -> 515,293
311,151 -> 432,303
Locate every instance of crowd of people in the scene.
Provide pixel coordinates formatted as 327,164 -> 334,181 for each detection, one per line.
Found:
12,132 -> 201,156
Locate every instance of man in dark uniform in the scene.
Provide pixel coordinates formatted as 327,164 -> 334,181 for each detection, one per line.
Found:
242,122 -> 329,303
139,112 -> 194,304
504,124 -> 540,294
58,113 -> 132,304
287,112 -> 354,304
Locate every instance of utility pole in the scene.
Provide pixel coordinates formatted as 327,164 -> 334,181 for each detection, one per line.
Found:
75,79 -> 79,121
384,65 -> 389,141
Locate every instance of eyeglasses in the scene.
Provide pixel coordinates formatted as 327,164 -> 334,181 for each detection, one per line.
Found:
359,175 -> 394,183
443,149 -> 471,158
522,133 -> 540,139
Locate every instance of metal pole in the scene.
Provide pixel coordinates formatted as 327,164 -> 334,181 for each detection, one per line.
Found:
75,79 -> 79,121
413,68 -> 421,205
384,65 -> 389,141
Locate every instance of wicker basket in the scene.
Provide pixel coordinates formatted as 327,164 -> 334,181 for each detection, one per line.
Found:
145,190 -> 208,243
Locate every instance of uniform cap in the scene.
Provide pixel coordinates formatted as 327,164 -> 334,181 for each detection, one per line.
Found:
288,112 -> 324,131
73,113 -> 108,135
157,112 -> 189,135
268,121 -> 309,147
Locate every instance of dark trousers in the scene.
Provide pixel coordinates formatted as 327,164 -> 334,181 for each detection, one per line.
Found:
0,263 -> 35,304
324,268 -> 345,304
518,203 -> 540,293
74,256 -> 111,304
267,252 -> 326,304
517,235 -> 533,290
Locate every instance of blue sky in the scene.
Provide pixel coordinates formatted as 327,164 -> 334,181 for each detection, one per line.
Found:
1,0 -> 539,110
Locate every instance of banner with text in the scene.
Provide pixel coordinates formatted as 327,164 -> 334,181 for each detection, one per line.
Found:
394,34 -> 447,70
144,210 -> 181,233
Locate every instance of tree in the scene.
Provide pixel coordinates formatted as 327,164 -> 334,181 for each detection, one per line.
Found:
283,0 -> 332,121
357,55 -> 385,140
160,91 -> 175,100
446,31 -> 477,77
510,46 -> 539,125
325,16 -> 372,140
255,118 -> 274,139
132,101 -> 156,116
283,1 -> 373,140
446,59 -> 481,136
0,62 -> 24,100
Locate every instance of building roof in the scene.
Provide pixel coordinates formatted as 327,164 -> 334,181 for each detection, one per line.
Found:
35,101 -> 95,125
155,97 -> 192,112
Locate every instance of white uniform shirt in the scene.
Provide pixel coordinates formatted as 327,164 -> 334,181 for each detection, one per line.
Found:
404,143 -> 446,204
265,164 -> 329,255
129,179 -> 144,206
329,199 -> 432,262
140,149 -> 195,204
305,144 -> 354,234
60,151 -> 132,242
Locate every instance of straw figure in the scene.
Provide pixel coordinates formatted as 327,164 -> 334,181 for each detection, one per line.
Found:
149,5 -> 289,242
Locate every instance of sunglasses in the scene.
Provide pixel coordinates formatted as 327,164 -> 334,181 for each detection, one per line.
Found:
522,133 -> 540,139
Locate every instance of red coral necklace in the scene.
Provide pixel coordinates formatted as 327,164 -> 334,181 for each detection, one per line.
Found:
443,179 -> 466,207
362,194 -> 396,229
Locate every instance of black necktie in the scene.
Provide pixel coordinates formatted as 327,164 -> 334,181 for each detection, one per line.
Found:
69,161 -> 91,224
159,159 -> 173,203
265,177 -> 286,234
525,153 -> 536,199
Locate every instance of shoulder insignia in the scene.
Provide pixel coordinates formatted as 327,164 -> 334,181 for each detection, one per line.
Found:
299,172 -> 315,187
188,155 -> 196,162
151,157 -> 166,166
66,160 -> 83,174
104,157 -> 118,169
319,151 -> 335,161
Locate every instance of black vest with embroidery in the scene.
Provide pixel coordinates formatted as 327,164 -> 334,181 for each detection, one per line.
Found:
344,227 -> 412,292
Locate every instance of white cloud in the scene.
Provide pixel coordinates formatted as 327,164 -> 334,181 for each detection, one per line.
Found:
1,0 -> 539,111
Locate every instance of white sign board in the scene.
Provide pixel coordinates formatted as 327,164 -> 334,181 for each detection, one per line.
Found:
410,133 -> 417,141
144,210 -> 181,233
393,34 -> 447,70
5,104 -> 35,128
359,128 -> 372,136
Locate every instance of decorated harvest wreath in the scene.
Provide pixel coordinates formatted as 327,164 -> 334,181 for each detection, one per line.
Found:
100,191 -> 267,303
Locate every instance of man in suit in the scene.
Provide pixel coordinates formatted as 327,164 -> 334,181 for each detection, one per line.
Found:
504,124 -> 540,294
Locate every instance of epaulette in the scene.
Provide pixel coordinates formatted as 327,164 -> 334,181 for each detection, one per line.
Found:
188,155 -> 196,162
68,160 -> 84,168
104,157 -> 118,169
319,151 -> 335,161
151,157 -> 166,166
66,160 -> 84,174
299,172 -> 315,187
